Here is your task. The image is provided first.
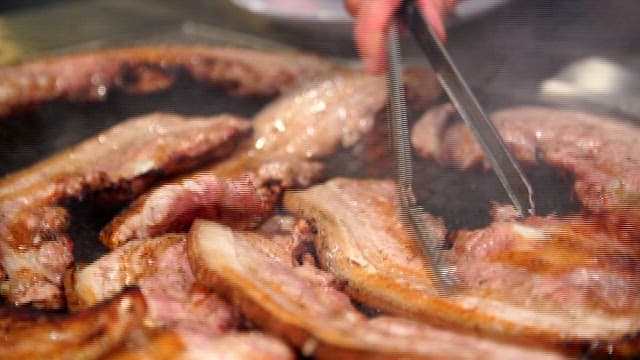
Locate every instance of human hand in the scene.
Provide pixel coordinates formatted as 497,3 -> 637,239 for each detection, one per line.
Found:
345,0 -> 458,73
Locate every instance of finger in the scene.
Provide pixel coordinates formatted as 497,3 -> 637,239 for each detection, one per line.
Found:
417,0 -> 447,41
344,0 -> 360,15
354,0 -> 403,73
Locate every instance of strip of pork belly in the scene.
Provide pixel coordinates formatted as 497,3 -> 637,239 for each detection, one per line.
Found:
0,113 -> 250,203
0,113 -> 249,308
107,330 -> 293,360
187,220 -> 565,359
411,105 -> 640,238
283,178 -> 640,355
0,287 -> 147,360
0,45 -> 334,118
100,68 -> 424,248
65,234 -> 235,338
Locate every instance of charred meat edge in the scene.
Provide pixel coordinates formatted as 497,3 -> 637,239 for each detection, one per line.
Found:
0,113 -> 250,308
0,45 -> 334,118
0,287 -> 147,360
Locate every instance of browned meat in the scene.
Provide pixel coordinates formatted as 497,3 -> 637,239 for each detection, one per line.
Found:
187,219 -> 567,359
107,329 -> 294,360
284,178 -> 640,357
99,174 -> 270,249
0,113 -> 249,204
0,113 -> 249,308
0,45 -> 334,118
100,158 -> 324,249
101,68 -> 424,248
66,233 -> 235,338
412,105 -> 640,240
0,287 -> 147,360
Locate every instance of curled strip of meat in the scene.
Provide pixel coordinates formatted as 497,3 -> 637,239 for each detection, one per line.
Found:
0,45 -> 334,118
106,329 -> 294,360
187,220 -> 566,359
0,113 -> 250,308
100,174 -> 269,249
0,287 -> 147,360
284,178 -> 640,357
66,234 -> 235,338
412,105 -> 640,240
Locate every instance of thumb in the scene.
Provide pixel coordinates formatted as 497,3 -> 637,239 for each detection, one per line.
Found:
417,0 -> 448,41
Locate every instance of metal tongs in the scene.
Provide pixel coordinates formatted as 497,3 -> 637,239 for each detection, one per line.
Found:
386,1 -> 535,294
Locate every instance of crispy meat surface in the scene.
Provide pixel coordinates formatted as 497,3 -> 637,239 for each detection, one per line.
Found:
99,173 -> 270,249
187,219 -> 566,359
412,105 -> 640,240
0,287 -> 147,360
0,113 -> 250,204
0,45 -> 334,118
106,329 -> 294,360
66,233 -> 235,337
284,178 -> 640,357
0,113 -> 249,308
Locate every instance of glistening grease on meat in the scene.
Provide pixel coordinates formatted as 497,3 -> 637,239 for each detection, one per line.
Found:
0,288 -> 147,360
0,113 -> 250,308
187,220 -> 566,359
0,45 -> 334,118
101,67 -> 440,248
412,105 -> 640,241
99,173 -> 271,249
284,178 -> 640,357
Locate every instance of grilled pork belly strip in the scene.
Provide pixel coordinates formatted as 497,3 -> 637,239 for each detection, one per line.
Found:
412,105 -> 640,240
99,173 -> 271,249
107,330 -> 294,360
0,113 -> 250,203
0,113 -> 249,308
284,178 -> 640,356
101,68 -> 428,248
188,220 -> 565,359
0,287 -> 147,360
66,233 -> 235,337
0,45 -> 334,118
